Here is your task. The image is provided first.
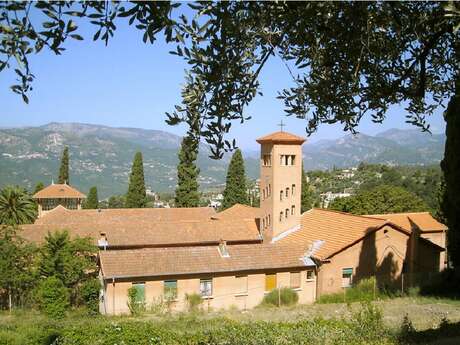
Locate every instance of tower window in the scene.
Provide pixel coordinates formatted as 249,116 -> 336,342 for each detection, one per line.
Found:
291,205 -> 295,215
286,187 -> 290,198
268,214 -> 271,226
285,208 -> 289,218
279,212 -> 283,222
292,184 -> 296,196
280,155 -> 296,166
263,189 -> 266,200
262,218 -> 265,229
280,190 -> 283,201
263,154 -> 272,166
285,155 -> 289,166
291,155 -> 296,165
268,184 -> 271,196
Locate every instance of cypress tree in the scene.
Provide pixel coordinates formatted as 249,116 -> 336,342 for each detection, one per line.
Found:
222,149 -> 248,210
33,182 -> 45,195
301,166 -> 314,213
58,147 -> 70,184
83,186 -> 98,209
441,75 -> 460,268
175,135 -> 200,207
125,152 -> 147,208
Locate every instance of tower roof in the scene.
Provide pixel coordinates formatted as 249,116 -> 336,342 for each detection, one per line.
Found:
256,131 -> 306,144
33,183 -> 86,199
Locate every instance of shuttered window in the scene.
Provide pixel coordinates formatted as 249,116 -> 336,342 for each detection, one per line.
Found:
235,275 -> 248,294
265,274 -> 277,292
164,280 -> 177,300
132,282 -> 145,303
290,271 -> 301,289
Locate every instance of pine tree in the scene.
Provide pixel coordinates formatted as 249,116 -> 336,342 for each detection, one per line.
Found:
441,75 -> 460,268
125,152 -> 147,208
83,186 -> 98,209
301,167 -> 314,213
222,149 -> 248,210
58,147 -> 69,184
175,135 -> 200,207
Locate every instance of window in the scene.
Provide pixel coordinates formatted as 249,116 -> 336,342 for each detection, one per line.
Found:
306,270 -> 315,281
267,214 -> 271,226
132,282 -> 145,304
268,184 -> 271,196
263,154 -> 272,166
291,205 -> 295,215
262,189 -> 266,200
342,268 -> 353,287
200,278 -> 213,297
280,190 -> 283,201
164,280 -> 177,300
290,271 -> 301,289
262,218 -> 265,229
235,275 -> 248,295
292,184 -> 296,196
280,155 -> 284,166
286,187 -> 289,198
279,212 -> 283,222
291,155 -> 296,165
285,208 -> 289,219
285,155 -> 289,166
265,274 -> 277,292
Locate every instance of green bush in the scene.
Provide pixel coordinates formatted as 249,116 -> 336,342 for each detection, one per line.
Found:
80,278 -> 100,315
35,276 -> 70,319
419,269 -> 460,298
318,277 -> 389,304
127,286 -> 146,315
261,288 -> 299,307
185,293 -> 203,312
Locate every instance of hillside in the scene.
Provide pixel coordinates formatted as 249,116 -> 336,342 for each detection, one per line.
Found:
0,123 -> 444,197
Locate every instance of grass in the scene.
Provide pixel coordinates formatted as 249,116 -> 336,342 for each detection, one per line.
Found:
1,297 -> 460,344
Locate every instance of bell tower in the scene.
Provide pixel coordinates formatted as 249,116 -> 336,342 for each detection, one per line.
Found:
256,130 -> 305,240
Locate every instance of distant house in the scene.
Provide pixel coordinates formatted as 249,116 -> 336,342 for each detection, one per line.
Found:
33,183 -> 86,217
320,191 -> 352,208
21,131 -> 445,314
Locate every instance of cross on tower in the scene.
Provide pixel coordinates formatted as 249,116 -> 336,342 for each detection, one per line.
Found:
277,120 -> 286,132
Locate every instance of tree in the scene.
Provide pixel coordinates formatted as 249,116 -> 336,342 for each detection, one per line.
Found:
33,182 -> 44,195
108,195 -> 125,209
301,167 -> 314,213
38,230 -> 96,303
222,149 -> 248,210
58,146 -> 70,184
0,226 -> 36,311
35,276 -> 70,319
329,185 -> 428,215
175,135 -> 200,207
440,81 -> 460,268
125,152 -> 147,208
0,186 -> 37,225
83,186 -> 99,209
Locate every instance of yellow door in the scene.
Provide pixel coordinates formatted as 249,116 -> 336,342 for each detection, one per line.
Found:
265,274 -> 277,291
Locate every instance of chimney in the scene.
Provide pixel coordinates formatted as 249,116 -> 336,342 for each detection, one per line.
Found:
218,239 -> 230,258
98,232 -> 108,250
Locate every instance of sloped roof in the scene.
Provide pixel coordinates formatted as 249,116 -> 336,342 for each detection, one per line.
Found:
366,212 -> 447,233
216,204 -> 262,220
35,206 -> 216,225
99,242 -> 312,279
21,217 -> 261,248
33,184 -> 86,199
256,131 -> 306,144
278,208 -> 388,260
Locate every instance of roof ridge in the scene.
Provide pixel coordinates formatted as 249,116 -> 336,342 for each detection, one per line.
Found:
311,208 -> 386,221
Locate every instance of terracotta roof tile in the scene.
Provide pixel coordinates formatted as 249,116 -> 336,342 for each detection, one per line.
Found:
216,204 -> 262,220
278,208 -> 386,260
256,131 -> 306,144
21,207 -> 260,247
33,184 -> 86,199
365,212 -> 447,233
99,242 -> 312,279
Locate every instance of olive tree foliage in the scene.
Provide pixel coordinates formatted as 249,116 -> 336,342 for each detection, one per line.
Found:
1,2 -> 458,158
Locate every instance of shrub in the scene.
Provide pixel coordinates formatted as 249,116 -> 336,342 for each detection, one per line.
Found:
127,286 -> 146,315
419,268 -> 460,298
80,278 -> 100,315
185,293 -> 203,312
350,302 -> 385,339
318,277 -> 388,304
35,276 -> 70,318
261,288 -> 299,307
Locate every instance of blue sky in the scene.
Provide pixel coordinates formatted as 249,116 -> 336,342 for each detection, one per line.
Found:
1,17 -> 446,150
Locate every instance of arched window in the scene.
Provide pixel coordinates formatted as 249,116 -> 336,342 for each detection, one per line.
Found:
292,184 -> 296,196
285,208 -> 289,218
280,190 -> 283,201
286,187 -> 290,198
279,212 -> 283,222
291,205 -> 295,215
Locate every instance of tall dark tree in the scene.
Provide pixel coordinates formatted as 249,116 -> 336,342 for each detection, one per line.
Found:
440,77 -> 460,268
33,182 -> 44,195
83,186 -> 99,209
125,152 -> 147,208
175,136 -> 200,207
222,149 -> 248,210
301,167 -> 314,213
58,146 -> 70,185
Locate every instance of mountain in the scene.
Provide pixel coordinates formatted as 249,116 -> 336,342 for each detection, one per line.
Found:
0,123 -> 444,197
303,129 -> 445,170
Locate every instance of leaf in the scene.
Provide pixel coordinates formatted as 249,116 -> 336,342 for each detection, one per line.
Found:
70,34 -> 83,41
22,93 -> 29,104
